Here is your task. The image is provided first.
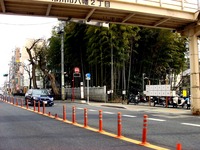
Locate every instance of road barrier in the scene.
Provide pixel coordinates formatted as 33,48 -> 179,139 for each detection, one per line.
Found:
38,101 -> 40,113
34,101 -> 36,111
0,96 -> 184,149
177,143 -> 182,150
43,102 -> 46,114
55,113 -> 58,119
16,98 -> 18,106
84,108 -> 88,128
99,110 -> 103,132
21,99 -> 23,107
26,100 -> 28,109
63,105 -> 66,121
72,106 -> 76,124
117,112 -> 122,138
141,114 -> 148,145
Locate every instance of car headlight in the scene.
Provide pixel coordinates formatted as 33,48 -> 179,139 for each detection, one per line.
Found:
49,97 -> 54,101
33,97 -> 39,100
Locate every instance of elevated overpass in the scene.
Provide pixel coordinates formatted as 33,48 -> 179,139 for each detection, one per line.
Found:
1,0 -> 200,115
0,0 -> 199,30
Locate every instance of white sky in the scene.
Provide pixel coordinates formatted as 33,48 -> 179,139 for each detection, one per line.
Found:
0,14 -> 58,86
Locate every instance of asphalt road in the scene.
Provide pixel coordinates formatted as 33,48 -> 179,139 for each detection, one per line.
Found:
0,100 -> 152,150
2,97 -> 200,150
44,101 -> 200,150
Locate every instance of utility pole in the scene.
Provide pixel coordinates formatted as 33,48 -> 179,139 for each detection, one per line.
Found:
110,28 -> 114,101
58,21 -> 65,100
142,73 -> 145,93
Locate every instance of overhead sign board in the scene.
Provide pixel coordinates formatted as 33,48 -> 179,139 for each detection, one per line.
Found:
145,85 -> 172,96
51,0 -> 111,8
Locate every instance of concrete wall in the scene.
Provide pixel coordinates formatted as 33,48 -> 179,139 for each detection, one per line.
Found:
65,86 -> 107,102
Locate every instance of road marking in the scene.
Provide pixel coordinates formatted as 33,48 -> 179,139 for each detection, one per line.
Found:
1,99 -> 170,150
123,115 -> 137,118
181,123 -> 200,127
77,107 -> 84,110
104,111 -> 115,114
148,118 -> 166,122
89,109 -> 97,112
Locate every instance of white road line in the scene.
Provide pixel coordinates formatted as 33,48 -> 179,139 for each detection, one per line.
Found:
104,111 -> 115,114
148,118 -> 166,122
122,115 -> 137,118
77,107 -> 84,110
89,109 -> 97,112
181,123 -> 200,127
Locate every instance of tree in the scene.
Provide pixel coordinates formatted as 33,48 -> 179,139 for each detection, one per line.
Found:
21,62 -> 32,89
46,22 -> 188,100
25,39 -> 41,89
34,39 -> 60,97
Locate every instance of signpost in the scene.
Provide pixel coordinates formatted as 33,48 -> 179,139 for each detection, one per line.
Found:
72,67 -> 81,102
86,73 -> 91,104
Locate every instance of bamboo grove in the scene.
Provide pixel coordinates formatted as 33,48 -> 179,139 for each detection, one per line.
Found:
45,22 -> 188,97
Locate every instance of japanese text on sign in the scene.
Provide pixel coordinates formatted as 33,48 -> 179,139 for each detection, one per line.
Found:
52,0 -> 110,8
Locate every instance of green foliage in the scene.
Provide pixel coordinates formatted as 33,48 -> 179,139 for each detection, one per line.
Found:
46,22 -> 188,94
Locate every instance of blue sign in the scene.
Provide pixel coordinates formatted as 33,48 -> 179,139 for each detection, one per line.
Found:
86,73 -> 91,80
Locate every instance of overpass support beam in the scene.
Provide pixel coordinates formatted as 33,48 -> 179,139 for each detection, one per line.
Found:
188,30 -> 200,115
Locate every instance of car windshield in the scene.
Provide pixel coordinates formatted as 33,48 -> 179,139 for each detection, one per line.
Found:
32,89 -> 49,95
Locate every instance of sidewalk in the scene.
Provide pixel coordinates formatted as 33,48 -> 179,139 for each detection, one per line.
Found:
57,99 -> 192,115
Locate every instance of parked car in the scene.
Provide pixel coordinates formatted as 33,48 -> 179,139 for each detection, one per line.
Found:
25,89 -> 54,106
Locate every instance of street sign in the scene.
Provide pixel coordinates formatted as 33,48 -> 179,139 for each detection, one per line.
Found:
145,84 -> 172,96
86,73 -> 91,80
74,67 -> 80,73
